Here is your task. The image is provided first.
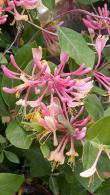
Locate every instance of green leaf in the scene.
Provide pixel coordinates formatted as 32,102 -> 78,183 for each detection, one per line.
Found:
4,150 -> 20,164
58,27 -> 95,67
0,53 -> 8,64
22,122 -> 43,132
6,121 -> 32,149
40,143 -> 50,159
1,76 -> 17,109
75,162 -> 103,193
0,135 -> 6,144
14,42 -> 37,70
0,152 -> 4,163
0,94 -> 9,116
0,173 -> 24,195
0,75 -> 9,116
103,47 -> 110,63
95,179 -> 110,195
82,139 -> 99,169
85,94 -> 104,121
49,176 -> 59,195
104,106 -> 110,117
92,86 -> 106,96
42,0 -> 55,9
57,172 -> 87,195
58,115 -> 75,136
87,116 -> 110,145
24,144 -> 51,177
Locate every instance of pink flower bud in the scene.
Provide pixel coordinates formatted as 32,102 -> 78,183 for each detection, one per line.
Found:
3,87 -> 16,94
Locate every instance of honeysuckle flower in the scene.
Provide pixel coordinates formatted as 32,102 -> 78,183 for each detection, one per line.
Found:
42,20 -> 64,56
28,49 -> 93,109
94,72 -> 110,102
48,135 -> 68,167
66,136 -> 78,166
0,0 -> 14,25
83,4 -> 110,34
75,127 -> 87,140
80,146 -> 103,178
2,47 -> 93,109
0,14 -> 8,24
2,53 -> 43,106
95,35 -> 108,69
14,0 -> 41,10
38,97 -> 63,146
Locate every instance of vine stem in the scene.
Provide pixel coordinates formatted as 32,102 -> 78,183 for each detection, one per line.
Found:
49,8 -> 110,24
26,20 -> 57,36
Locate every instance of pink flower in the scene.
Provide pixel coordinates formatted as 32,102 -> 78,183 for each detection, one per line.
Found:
75,127 -> 87,140
28,51 -> 93,109
2,47 -> 93,109
95,35 -> 108,69
48,135 -> 68,167
83,4 -> 110,34
42,20 -> 64,56
39,97 -> 63,146
66,136 -> 78,166
14,0 -> 41,10
94,72 -> 110,102
0,15 -> 8,25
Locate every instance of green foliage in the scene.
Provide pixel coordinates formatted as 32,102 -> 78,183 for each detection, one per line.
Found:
75,163 -> 103,193
82,139 -> 99,169
87,116 -> 110,145
49,176 -> 59,195
23,144 -> 51,177
0,173 -> 24,195
58,27 -> 95,67
42,0 -> 55,9
6,120 -> 33,149
58,115 -> 75,136
0,0 -> 110,194
0,152 -> 4,163
4,150 -> 20,164
84,94 -> 104,121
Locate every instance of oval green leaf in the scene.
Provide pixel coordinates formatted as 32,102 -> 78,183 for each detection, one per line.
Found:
58,27 -> 95,67
6,121 -> 32,149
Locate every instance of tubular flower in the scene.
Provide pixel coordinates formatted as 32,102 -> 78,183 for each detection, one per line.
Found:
24,96 -> 91,166
0,0 -> 14,25
93,35 -> 110,101
83,4 -> 110,34
2,47 -> 93,108
42,20 -> 64,56
14,0 -> 41,9
2,49 -> 44,107
95,35 -> 108,69
28,50 -> 93,108
66,136 -> 78,166
0,13 -> 8,24
48,135 -> 68,168
94,72 -> 110,102
80,146 -> 103,178
38,97 -> 63,146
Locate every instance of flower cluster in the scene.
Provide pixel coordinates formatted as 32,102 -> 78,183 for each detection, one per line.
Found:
0,0 -> 41,26
2,47 -> 93,167
2,47 -> 93,108
2,31 -> 110,169
83,4 -> 110,34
